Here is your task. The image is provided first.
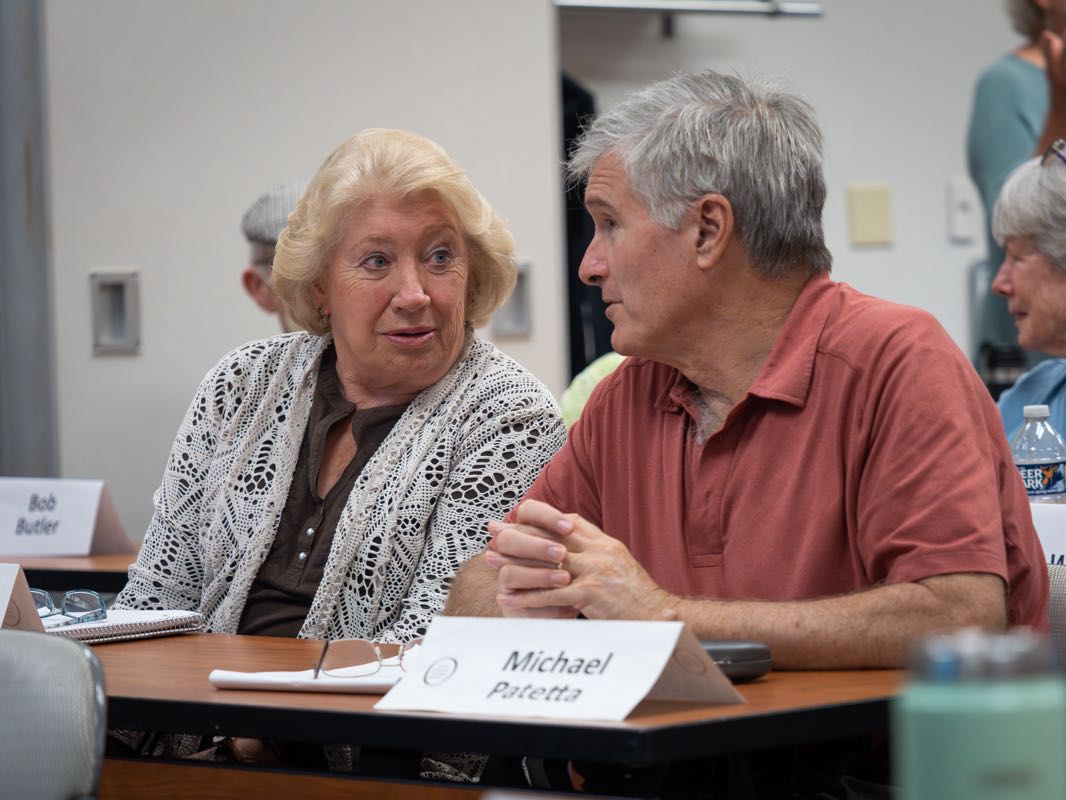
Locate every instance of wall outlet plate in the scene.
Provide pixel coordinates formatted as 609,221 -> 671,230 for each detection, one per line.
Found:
90,271 -> 140,355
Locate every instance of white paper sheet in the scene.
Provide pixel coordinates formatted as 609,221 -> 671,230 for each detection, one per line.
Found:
209,649 -> 419,694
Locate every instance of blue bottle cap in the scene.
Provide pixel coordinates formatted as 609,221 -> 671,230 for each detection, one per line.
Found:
907,628 -> 1053,681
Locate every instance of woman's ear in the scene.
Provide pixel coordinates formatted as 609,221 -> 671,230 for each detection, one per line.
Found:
694,193 -> 734,270
311,278 -> 327,314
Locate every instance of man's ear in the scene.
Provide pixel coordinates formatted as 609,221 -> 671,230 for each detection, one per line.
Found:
241,267 -> 281,314
694,193 -> 734,271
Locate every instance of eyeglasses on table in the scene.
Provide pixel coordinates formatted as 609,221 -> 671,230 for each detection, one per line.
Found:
312,638 -> 422,679
30,588 -> 108,627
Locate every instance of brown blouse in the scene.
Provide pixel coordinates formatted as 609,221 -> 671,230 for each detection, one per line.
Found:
238,345 -> 406,637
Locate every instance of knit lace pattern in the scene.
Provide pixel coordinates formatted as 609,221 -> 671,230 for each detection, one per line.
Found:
115,332 -> 564,642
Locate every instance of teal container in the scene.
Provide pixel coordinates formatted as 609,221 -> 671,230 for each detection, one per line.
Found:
894,629 -> 1066,800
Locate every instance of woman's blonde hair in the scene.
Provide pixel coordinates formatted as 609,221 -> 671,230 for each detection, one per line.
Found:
273,129 -> 516,335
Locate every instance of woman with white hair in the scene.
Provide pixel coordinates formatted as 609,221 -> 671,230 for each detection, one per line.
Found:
111,129 -> 564,769
968,0 -> 1066,373
992,139 -> 1066,435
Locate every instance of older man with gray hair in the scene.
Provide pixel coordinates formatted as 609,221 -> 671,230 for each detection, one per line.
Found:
240,181 -> 306,331
448,71 -> 1047,668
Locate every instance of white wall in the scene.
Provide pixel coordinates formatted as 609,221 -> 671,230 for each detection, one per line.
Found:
44,0 -> 565,540
559,0 -> 1020,345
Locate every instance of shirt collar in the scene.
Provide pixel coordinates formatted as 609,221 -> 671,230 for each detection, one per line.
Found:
746,271 -> 836,408
657,271 -> 837,415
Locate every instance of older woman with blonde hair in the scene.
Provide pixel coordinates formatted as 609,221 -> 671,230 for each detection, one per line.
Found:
112,129 -> 564,768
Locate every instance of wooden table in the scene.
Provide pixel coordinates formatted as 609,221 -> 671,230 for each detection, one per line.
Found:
5,553 -> 134,593
95,633 -> 901,796
100,759 -> 487,800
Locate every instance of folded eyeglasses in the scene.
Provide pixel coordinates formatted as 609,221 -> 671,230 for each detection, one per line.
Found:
30,589 -> 108,627
312,638 -> 421,679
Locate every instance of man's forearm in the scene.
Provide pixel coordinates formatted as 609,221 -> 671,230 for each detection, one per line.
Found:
483,503 -> 1011,669
671,573 -> 1007,669
444,554 -> 503,617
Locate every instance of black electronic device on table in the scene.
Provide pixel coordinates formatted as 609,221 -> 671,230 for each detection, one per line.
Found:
701,640 -> 773,683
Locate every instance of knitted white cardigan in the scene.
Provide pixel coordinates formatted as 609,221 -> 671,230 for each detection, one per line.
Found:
115,332 -> 564,643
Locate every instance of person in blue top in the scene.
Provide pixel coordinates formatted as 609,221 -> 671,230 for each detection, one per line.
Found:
968,0 -> 1066,375
993,138 -> 1066,438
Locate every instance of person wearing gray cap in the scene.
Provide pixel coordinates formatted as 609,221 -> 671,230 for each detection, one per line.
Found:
240,181 -> 306,330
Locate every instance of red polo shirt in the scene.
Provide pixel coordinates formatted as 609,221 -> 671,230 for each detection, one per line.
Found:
516,274 -> 1048,628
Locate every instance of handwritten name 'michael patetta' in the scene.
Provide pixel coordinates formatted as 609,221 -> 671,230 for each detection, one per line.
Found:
486,649 -> 614,702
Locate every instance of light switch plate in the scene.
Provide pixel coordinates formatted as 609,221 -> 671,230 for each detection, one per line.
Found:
847,183 -> 893,246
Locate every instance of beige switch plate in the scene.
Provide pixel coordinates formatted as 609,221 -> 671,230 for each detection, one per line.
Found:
847,183 -> 893,246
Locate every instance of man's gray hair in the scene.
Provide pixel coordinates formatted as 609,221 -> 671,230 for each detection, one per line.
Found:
992,149 -> 1066,269
1004,0 -> 1044,41
567,70 -> 831,277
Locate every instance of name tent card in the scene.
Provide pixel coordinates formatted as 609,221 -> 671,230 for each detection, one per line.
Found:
0,563 -> 45,632
1031,502 -> 1066,565
0,478 -> 133,557
375,617 -> 743,721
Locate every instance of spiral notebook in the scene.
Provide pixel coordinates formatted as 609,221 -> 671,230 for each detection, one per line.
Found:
2,564 -> 204,644
45,608 -> 205,644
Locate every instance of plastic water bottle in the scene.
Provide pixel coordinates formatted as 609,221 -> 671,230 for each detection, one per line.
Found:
894,629 -> 1066,800
1011,404 -> 1066,504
